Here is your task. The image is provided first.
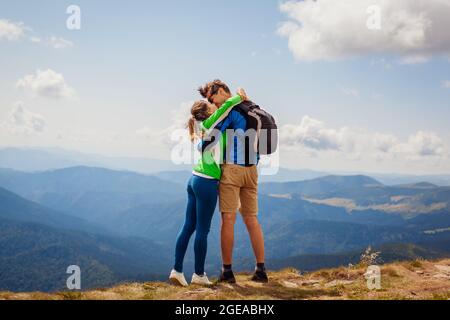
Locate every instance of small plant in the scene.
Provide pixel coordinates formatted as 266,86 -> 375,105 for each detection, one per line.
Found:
347,263 -> 354,279
359,246 -> 382,266
409,259 -> 423,269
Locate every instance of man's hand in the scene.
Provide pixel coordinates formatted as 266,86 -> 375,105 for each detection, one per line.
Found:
237,87 -> 249,101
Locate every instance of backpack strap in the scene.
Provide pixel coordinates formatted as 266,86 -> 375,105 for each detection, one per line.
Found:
235,101 -> 262,154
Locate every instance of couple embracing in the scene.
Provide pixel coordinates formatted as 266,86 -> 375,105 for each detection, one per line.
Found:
169,79 -> 274,286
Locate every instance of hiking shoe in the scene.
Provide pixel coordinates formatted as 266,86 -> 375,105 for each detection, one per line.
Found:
219,270 -> 236,284
251,270 -> 269,283
191,273 -> 212,286
169,269 -> 189,287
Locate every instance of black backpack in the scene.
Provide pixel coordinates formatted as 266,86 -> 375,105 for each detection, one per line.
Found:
235,101 -> 278,155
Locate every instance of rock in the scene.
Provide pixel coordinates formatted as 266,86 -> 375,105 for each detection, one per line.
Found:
434,265 -> 450,273
432,273 -> 450,280
300,280 -> 321,286
221,284 -> 234,290
282,281 -> 299,289
415,270 -> 424,275
325,280 -> 354,288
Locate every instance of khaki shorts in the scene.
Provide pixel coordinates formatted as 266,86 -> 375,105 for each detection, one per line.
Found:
219,164 -> 258,216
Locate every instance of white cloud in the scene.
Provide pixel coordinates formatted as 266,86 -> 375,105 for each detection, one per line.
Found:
16,69 -> 76,100
0,102 -> 46,135
47,36 -> 74,49
0,19 -> 26,41
282,116 -> 340,151
278,0 -> 450,62
0,19 -> 74,49
399,131 -> 447,158
280,116 -> 448,161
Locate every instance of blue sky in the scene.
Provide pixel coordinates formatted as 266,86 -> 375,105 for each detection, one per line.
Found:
1,0 -> 449,174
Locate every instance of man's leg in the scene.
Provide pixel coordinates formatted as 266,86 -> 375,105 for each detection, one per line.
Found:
242,214 -> 268,282
242,216 -> 265,264
240,166 -> 268,282
218,165 -> 242,283
221,212 -> 237,265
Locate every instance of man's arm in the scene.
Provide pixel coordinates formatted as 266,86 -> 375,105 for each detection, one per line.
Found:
201,95 -> 242,131
198,107 -> 239,153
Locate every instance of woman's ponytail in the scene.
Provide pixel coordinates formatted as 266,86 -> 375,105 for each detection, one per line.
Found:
187,117 -> 197,142
187,101 -> 211,142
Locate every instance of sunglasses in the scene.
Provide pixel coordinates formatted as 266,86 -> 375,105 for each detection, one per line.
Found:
207,86 -> 220,104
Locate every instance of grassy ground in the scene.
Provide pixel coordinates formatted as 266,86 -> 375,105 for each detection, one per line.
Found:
1,259 -> 449,300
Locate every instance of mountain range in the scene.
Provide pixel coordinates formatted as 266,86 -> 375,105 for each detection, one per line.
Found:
0,186 -> 174,292
0,161 -> 449,292
2,147 -> 450,185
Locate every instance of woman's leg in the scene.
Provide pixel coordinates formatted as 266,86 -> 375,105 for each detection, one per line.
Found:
174,177 -> 197,273
192,176 -> 219,275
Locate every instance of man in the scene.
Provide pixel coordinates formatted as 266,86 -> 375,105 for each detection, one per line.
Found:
199,79 -> 268,283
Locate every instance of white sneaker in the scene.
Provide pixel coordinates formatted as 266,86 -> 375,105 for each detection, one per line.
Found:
191,273 -> 212,286
169,269 -> 188,287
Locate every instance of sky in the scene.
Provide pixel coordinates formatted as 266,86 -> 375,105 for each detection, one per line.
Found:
1,0 -> 450,175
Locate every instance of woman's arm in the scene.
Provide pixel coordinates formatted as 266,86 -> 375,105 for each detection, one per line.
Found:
201,94 -> 242,131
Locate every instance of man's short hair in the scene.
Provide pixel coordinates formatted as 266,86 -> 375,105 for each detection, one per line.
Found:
198,79 -> 231,98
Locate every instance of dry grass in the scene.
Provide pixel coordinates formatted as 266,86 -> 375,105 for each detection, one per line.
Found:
1,259 -> 449,300
382,266 -> 400,278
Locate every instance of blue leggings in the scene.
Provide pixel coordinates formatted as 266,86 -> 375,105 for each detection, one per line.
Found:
174,175 -> 218,275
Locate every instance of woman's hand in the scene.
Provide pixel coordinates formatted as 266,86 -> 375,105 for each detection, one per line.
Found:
237,87 -> 249,101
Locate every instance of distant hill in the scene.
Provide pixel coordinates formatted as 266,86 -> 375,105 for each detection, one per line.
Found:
1,167 -> 449,259
0,187 -> 173,292
260,175 -> 384,196
2,146 -> 450,185
154,168 -> 330,186
0,218 -> 171,292
0,166 -> 184,195
268,243 -> 449,272
0,166 -> 185,223
258,168 -> 329,183
0,186 -> 105,234
369,173 -> 450,187
155,170 -> 192,185
395,182 -> 439,189
260,176 -> 450,217
0,147 -> 186,173
1,166 -> 450,292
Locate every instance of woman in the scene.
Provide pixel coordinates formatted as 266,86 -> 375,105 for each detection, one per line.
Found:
169,88 -> 248,286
